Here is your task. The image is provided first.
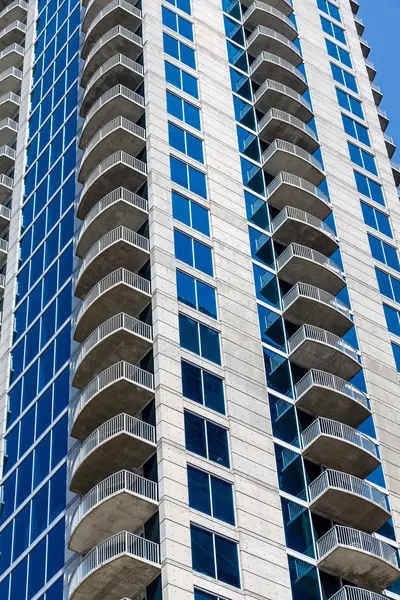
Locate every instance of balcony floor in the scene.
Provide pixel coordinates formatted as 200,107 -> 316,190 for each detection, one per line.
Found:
278,255 -> 345,296
254,81 -> 313,122
284,295 -> 353,337
289,337 -> 361,380
272,216 -> 337,254
263,146 -> 324,186
250,56 -> 307,94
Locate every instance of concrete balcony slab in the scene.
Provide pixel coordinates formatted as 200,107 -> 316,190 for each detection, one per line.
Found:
0,273 -> 4,297
72,313 -> 152,390
265,171 -> 331,220
0,144 -> 14,172
365,59 -> 376,82
317,525 -> 399,592
0,66 -> 21,94
0,91 -> 19,118
258,108 -> 318,153
0,173 -> 12,203
83,0 -> 141,49
360,36 -> 370,58
77,151 -> 147,219
74,268 -> 151,342
329,586 -> 388,600
243,2 -> 297,40
69,470 -> 158,553
295,369 -> 371,428
354,15 -> 364,36
0,21 -> 25,51
0,236 -> 7,261
262,139 -> 325,186
249,50 -> 307,94
0,203 -> 10,230
0,1 -> 27,30
69,413 -> 156,494
78,117 -> 145,183
301,417 -> 380,479
240,0 -> 293,16
377,108 -> 389,132
371,82 -> 382,106
350,0 -> 359,14
390,160 -> 400,187
384,133 -> 396,159
71,361 -> 154,440
80,53 -> 143,117
0,43 -> 23,71
69,531 -> 160,600
0,116 -> 17,145
271,206 -> 338,254
254,79 -> 313,122
247,27 -> 302,66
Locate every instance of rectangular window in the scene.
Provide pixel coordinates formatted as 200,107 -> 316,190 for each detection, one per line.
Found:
172,191 -> 209,235
182,359 -> 225,414
179,313 -> 221,364
354,171 -> 384,205
163,32 -> 196,69
170,155 -> 207,198
392,342 -> 400,372
165,61 -> 198,98
167,91 -> 201,130
190,524 -> 240,588
185,410 -> 229,465
336,88 -> 363,119
169,122 -> 204,163
194,590 -> 227,600
162,6 -> 194,41
321,16 -> 346,44
177,270 -> 217,318
361,202 -> 392,238
188,465 -> 235,524
326,39 -> 352,69
174,229 -> 213,275
331,63 -> 358,93
384,304 -> 400,337
348,142 -> 377,176
376,268 -> 400,303
341,114 -> 370,146
368,234 -> 400,272
165,0 -> 191,15
317,0 -> 341,22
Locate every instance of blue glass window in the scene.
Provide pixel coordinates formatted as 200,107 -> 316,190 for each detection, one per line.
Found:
163,33 -> 196,69
326,39 -> 352,68
354,171 -> 385,205
336,88 -> 364,120
392,343 -> 400,372
167,91 -> 201,130
342,114 -> 370,146
177,270 -> 217,318
384,305 -> 400,337
361,202 -> 392,238
169,122 -> 204,163
172,191 -> 209,235
188,465 -> 235,524
162,6 -> 194,41
348,142 -> 377,175
184,411 -> 229,466
330,63 -> 358,93
317,0 -> 341,21
174,229 -> 213,275
165,61 -> 198,98
165,0 -> 191,15
179,314 -> 221,364
320,16 -> 346,44
170,156 -> 207,198
181,360 -> 225,414
376,268 -> 400,303
190,524 -> 240,587
368,234 -> 400,271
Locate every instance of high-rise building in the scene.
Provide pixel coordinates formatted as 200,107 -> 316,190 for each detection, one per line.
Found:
0,0 -> 400,597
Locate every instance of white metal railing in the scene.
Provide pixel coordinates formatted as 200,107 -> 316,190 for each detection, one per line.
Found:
0,42 -> 24,60
71,413 -> 156,479
276,242 -> 343,279
81,116 -> 145,166
74,267 -> 150,328
0,66 -> 22,81
70,469 -> 158,535
390,159 -> 400,172
384,133 -> 395,145
85,0 -> 141,37
282,282 -> 350,319
243,1 -> 296,32
0,145 -> 15,160
0,238 -> 8,254
250,51 -> 306,84
317,525 -> 397,566
360,36 -> 370,47
329,586 -> 387,600
254,79 -> 312,113
272,206 -> 335,240
71,360 -> 154,427
0,274 -> 5,288
371,82 -> 381,94
377,107 -> 387,119
80,151 -> 147,201
301,417 -> 378,459
72,312 -> 152,374
83,53 -> 143,100
76,225 -> 149,285
0,117 -> 17,132
288,324 -> 359,363
247,26 -> 301,58
0,0 -> 28,20
0,173 -> 13,189
262,138 -> 323,171
258,108 -> 317,142
0,91 -> 19,105
295,369 -> 369,411
68,530 -> 159,598
266,171 -> 330,206
309,469 -> 388,511
0,20 -> 26,37
82,84 -> 144,135
85,25 -> 142,70
0,204 -> 10,220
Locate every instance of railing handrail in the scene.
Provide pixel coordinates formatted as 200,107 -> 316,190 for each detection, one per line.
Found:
69,530 -> 160,597
276,242 -> 343,279
0,42 -> 24,58
0,91 -> 19,104
0,19 -> 26,35
81,116 -> 145,163
258,108 -> 317,142
82,84 -> 144,134
254,78 -> 312,113
0,66 -> 22,80
0,237 -> 8,252
317,525 -> 397,566
70,469 -> 158,535
85,25 -> 142,68
0,116 -> 17,131
85,0 -> 141,38
288,323 -> 359,362
295,368 -> 369,410
301,417 -> 378,459
243,1 -> 296,30
271,205 -> 335,240
83,53 -> 143,101
282,282 -> 350,318
266,171 -> 330,206
0,173 -> 13,188
80,150 -> 147,199
328,586 -> 388,600
390,159 -> 400,171
246,25 -> 300,57
0,0 -> 28,19
262,138 -> 323,171
250,50 -> 306,83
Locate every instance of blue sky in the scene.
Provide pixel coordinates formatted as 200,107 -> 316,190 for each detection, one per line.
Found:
359,0 -> 400,159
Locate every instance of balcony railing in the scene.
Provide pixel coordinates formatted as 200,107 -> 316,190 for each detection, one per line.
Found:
0,42 -> 23,60
329,586 -> 387,600
276,243 -> 343,279
317,525 -> 397,566
0,66 -> 22,81
83,53 -> 143,99
85,25 -> 142,67
83,84 -> 145,132
295,369 -> 369,410
254,78 -> 312,113
250,51 -> 306,84
0,0 -> 28,19
82,116 -> 145,160
266,171 -> 330,205
258,108 -> 317,142
0,173 -> 13,189
244,1 -> 297,33
288,324 -> 359,363
0,144 -> 15,159
271,205 -> 335,240
262,139 -> 323,171
282,282 -> 350,319
81,151 -> 147,200
247,25 -> 301,59
85,0 -> 141,35
302,417 -> 378,459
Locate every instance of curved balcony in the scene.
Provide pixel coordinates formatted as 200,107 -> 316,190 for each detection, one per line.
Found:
365,59 -> 376,82
288,324 -> 361,380
309,470 -> 390,533
350,0 -> 359,13
70,413 -> 156,494
249,51 -> 307,94
0,236 -> 7,261
271,205 -> 337,255
0,202 -> 10,229
0,173 -> 12,202
371,82 -> 382,107
0,91 -> 19,118
391,160 -> 400,187
276,243 -> 345,296
360,36 -> 370,59
254,79 -> 313,122
72,313 -> 152,390
243,2 -> 297,40
0,273 -> 4,297
295,369 -> 371,428
384,133 -> 396,159
80,85 -> 145,148
247,29 -> 302,67
0,117 -> 17,145
0,144 -> 14,172
317,525 -> 399,592
78,117 -> 146,183
74,268 -> 151,342
0,43 -> 23,71
0,1 -> 27,30
69,531 -> 160,600
329,586 -> 388,600
0,21 -> 25,50
377,107 -> 389,132
257,108 -> 318,153
81,54 -> 143,117
75,226 -> 149,299
78,151 -> 147,219
241,0 -> 293,15
265,172 -> 331,220
282,283 -> 352,337
83,0 -> 142,48
81,26 -> 142,86
0,66 -> 22,93
262,139 -> 325,186
301,417 -> 380,479
71,361 -> 154,440
69,470 -> 158,553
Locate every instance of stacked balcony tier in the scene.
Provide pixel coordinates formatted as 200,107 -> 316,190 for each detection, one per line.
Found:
271,206 -> 337,253
250,51 -> 307,93
0,91 -> 19,118
0,1 -> 28,30
257,108 -> 319,153
0,42 -> 24,70
265,172 -> 331,219
254,79 -> 313,121
240,0 -> 293,16
243,2 -> 297,39
246,26 -> 302,66
0,21 -> 25,50
0,66 -> 22,93
263,140 -> 325,185
82,0 -> 142,52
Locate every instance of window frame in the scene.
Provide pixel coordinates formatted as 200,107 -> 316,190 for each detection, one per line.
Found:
179,313 -> 221,364
184,409 -> 230,467
190,523 -> 241,588
187,464 -> 235,525
181,359 -> 225,414
176,269 -> 218,318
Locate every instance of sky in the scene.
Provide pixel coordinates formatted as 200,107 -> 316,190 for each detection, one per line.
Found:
358,0 -> 400,160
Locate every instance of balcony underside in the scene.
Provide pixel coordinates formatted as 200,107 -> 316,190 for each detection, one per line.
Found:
272,215 -> 338,254
0,6 -> 27,29
303,433 -> 380,479
70,431 -> 156,494
250,56 -> 307,94
0,121 -> 16,146
240,0 -> 293,16
391,164 -> 400,187
83,0 -> 141,47
0,27 -> 25,51
258,115 -> 318,154
0,151 -> 13,172
254,81 -> 313,122
0,46 -> 23,71
0,94 -> 19,118
263,147 -> 325,186
378,111 -> 389,132
244,5 -> 297,40
284,296 -> 353,337
247,32 -> 302,67
277,255 -> 345,296
289,337 -> 361,380
69,489 -> 158,553
266,176 -> 330,220
0,70 -> 21,94
0,176 -> 12,202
